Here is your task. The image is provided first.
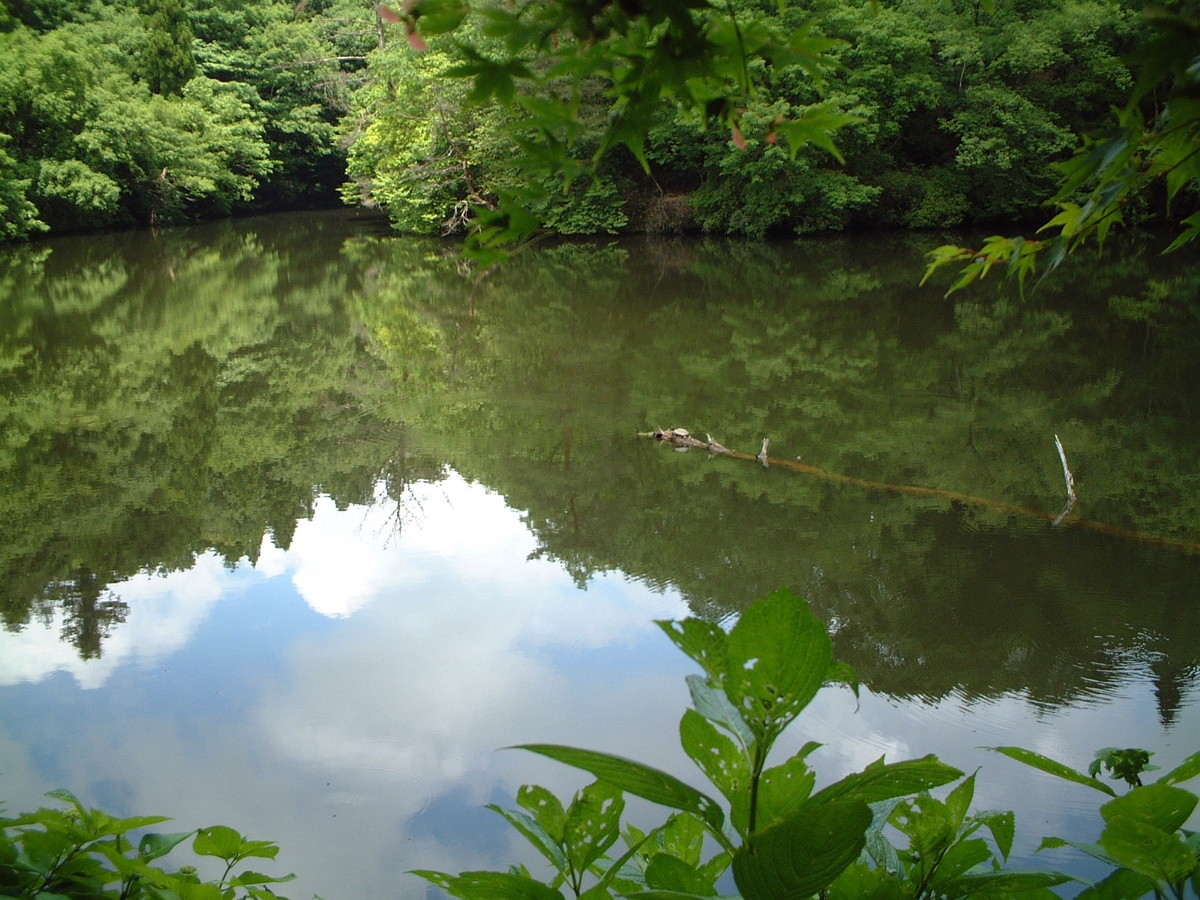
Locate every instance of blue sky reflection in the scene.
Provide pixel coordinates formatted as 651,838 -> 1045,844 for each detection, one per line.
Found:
0,471 -> 1195,899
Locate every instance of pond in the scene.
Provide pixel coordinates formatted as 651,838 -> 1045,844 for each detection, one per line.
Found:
1,210 -> 1198,898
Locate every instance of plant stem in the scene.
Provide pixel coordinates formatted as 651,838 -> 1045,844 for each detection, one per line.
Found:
747,742 -> 768,837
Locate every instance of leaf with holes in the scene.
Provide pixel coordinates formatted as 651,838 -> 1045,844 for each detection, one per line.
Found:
724,588 -> 832,743
755,752 -> 818,833
487,803 -> 568,874
658,619 -> 728,685
564,781 -> 624,876
680,708 -> 750,826
517,784 -> 567,843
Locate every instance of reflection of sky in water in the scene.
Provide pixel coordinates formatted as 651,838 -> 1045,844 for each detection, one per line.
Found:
1,472 -> 1196,899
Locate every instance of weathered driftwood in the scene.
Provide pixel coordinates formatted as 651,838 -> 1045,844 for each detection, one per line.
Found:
645,427 -> 731,455
641,426 -> 1200,556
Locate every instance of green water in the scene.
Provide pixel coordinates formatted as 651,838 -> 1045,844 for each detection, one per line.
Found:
1,210 -> 1197,897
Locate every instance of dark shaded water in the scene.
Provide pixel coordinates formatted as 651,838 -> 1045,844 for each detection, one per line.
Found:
1,210 -> 1197,897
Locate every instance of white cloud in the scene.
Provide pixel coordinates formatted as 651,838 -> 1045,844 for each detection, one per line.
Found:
0,552 -> 232,689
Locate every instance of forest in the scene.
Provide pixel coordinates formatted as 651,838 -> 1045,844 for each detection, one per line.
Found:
0,0 -> 1187,245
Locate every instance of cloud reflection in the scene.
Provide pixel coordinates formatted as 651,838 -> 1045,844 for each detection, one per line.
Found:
0,471 -> 1195,899
0,553 -> 232,689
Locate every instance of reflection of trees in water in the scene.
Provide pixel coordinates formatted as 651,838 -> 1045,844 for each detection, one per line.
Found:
47,569 -> 129,661
0,214 -> 437,659
1,218 -> 1197,718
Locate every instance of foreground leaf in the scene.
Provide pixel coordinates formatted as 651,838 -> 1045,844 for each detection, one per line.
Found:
732,800 -> 871,900
990,747 -> 1117,796
811,755 -> 963,805
515,744 -> 728,845
411,868 -> 564,899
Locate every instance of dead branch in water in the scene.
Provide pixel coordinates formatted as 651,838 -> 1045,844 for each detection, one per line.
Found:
641,427 -> 1200,556
1052,434 -> 1077,527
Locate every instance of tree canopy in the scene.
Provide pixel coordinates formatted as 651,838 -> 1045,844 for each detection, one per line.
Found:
345,0 -> 1199,272
0,0 -> 364,237
2,0 -> 1195,256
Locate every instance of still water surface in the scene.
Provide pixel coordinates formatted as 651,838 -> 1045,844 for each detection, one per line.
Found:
1,211 -> 1198,897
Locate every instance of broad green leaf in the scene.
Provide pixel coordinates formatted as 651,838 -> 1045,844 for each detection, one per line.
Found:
732,800 -> 871,900
1037,836 -> 1121,867
229,870 -> 297,886
1100,783 -> 1197,834
487,804 -> 569,874
825,859 -> 906,900
102,814 -> 172,837
755,753 -> 817,832
655,812 -> 708,868
930,837 -> 992,881
410,868 -> 565,899
583,822 -> 658,898
976,810 -> 1015,861
865,799 -> 904,876
657,619 -> 727,684
685,675 -> 754,752
517,784 -> 567,842
826,661 -> 860,699
1074,866 -> 1158,900
564,782 -> 624,875
1099,815 -> 1197,885
990,747 -> 1117,796
944,773 -> 976,827
679,709 -> 750,823
939,870 -> 1071,895
515,744 -> 727,844
44,789 -> 85,812
13,828 -> 77,873
139,830 -> 193,862
644,853 -> 719,895
193,824 -> 242,859
724,588 -> 832,740
891,795 -> 954,858
173,881 -> 227,900
1160,750 -> 1200,786
812,755 -> 963,805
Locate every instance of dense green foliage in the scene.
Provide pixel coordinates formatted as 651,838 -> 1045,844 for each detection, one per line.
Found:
0,789 -> 294,898
0,0 -> 366,238
416,589 -> 1200,899
2,0 -> 1191,251
345,0 -> 1148,245
924,0 -> 1200,293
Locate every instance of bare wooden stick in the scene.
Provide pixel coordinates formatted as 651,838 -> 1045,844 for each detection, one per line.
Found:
1052,434 -> 1078,527
645,427 -> 730,455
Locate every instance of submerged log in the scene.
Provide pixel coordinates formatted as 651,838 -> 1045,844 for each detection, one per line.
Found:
639,426 -> 1200,556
